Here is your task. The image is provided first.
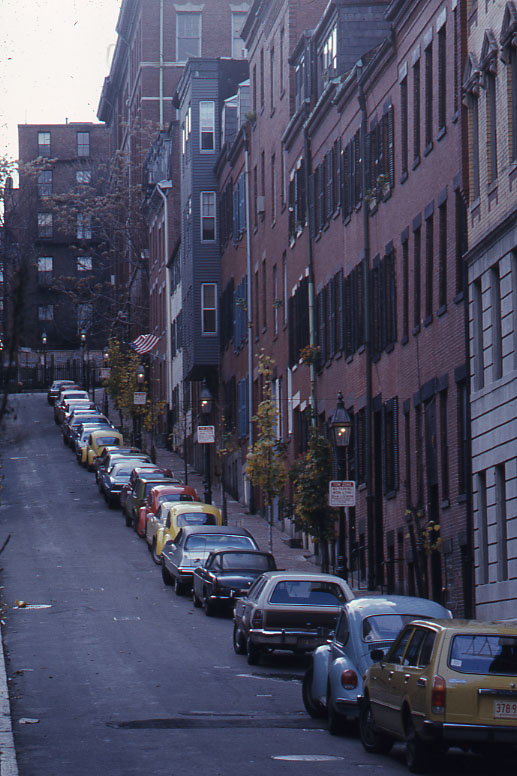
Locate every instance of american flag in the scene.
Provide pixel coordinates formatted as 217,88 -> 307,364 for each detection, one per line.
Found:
131,334 -> 160,354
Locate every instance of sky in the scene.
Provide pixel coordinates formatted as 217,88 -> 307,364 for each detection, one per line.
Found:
0,0 -> 122,162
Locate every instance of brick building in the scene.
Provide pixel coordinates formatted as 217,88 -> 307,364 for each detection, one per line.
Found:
11,123 -> 110,353
463,0 -> 517,619
216,0 -> 471,612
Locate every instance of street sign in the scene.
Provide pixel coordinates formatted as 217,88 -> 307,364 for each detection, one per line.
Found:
197,425 -> 215,444
133,391 -> 147,405
100,367 -> 111,379
329,480 -> 356,507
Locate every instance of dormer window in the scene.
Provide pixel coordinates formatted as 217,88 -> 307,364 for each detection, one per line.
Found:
321,25 -> 337,82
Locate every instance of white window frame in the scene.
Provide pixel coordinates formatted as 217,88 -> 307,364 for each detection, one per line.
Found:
200,191 -> 216,241
77,132 -> 90,157
38,304 -> 54,321
77,256 -> 93,272
76,170 -> 91,184
38,132 -> 50,156
201,282 -> 217,335
38,256 -> 53,274
176,12 -> 201,62
77,303 -> 93,332
199,101 -> 215,152
77,213 -> 92,240
232,12 -> 248,59
37,170 -> 52,196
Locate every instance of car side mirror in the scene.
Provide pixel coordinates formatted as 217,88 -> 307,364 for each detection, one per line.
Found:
370,648 -> 385,662
327,630 -> 335,644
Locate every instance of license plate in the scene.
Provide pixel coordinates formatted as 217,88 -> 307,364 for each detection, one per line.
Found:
297,638 -> 316,649
494,700 -> 517,719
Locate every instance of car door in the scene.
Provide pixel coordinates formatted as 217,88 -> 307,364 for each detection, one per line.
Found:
370,625 -> 415,731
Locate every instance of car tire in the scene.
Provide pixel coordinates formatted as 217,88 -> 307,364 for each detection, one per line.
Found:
161,564 -> 174,586
203,591 -> 216,617
233,625 -> 247,655
301,668 -> 326,719
151,540 -> 162,565
124,509 -> 132,527
192,588 -> 202,608
359,696 -> 393,755
247,639 -> 261,666
175,580 -> 187,596
405,716 -> 431,774
327,683 -> 353,735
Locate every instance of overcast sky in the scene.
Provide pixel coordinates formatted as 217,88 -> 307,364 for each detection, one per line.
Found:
0,0 -> 121,161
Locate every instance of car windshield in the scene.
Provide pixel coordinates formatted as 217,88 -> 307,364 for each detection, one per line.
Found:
110,466 -> 133,477
184,534 -> 255,551
220,553 -> 272,571
449,634 -> 517,675
269,580 -> 346,606
362,614 -> 433,643
177,513 -> 216,527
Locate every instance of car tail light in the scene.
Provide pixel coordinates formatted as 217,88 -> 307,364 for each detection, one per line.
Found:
251,609 -> 263,628
340,669 -> 358,690
431,675 -> 446,714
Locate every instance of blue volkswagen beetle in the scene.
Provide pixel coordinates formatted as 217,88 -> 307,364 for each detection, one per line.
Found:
302,595 -> 452,735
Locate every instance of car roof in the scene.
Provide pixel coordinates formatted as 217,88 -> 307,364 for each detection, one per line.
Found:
90,428 -> 122,439
179,525 -> 253,537
257,571 -> 351,582
168,502 -> 220,515
406,619 -> 517,635
345,595 -> 451,619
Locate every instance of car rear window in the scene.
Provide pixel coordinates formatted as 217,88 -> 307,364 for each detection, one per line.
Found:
177,513 -> 216,527
269,581 -> 346,606
220,553 -> 273,571
96,436 -> 120,446
362,614 -> 434,643
184,535 -> 255,551
449,635 -> 517,675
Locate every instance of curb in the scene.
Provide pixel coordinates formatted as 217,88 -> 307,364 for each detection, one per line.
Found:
0,626 -> 18,776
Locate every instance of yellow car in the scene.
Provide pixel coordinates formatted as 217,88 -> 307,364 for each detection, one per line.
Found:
153,502 -> 222,562
85,428 -> 124,470
360,619 -> 517,772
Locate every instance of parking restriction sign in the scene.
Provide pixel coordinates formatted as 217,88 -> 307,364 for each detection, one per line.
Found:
329,480 -> 356,507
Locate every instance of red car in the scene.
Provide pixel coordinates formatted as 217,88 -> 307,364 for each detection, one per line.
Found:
136,483 -> 200,536
119,464 -> 175,513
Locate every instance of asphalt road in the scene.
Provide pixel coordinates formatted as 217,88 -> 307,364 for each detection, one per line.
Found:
0,394 -> 500,776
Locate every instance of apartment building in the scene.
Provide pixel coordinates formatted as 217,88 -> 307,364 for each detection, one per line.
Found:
463,0 -> 517,619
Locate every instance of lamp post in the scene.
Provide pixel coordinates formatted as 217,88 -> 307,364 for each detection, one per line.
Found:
41,332 -> 47,387
80,329 -> 87,393
136,363 -> 145,448
200,379 -> 213,504
103,347 -> 109,416
329,392 -> 352,579
0,336 -> 3,389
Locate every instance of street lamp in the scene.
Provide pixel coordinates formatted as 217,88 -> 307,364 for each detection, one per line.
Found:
80,329 -> 88,392
200,379 -> 213,504
329,392 -> 352,579
103,347 -> 110,415
135,363 -> 145,448
41,332 -> 47,387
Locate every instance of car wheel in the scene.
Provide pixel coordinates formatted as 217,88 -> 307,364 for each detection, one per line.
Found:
192,588 -> 202,608
124,509 -> 132,527
151,540 -> 162,566
359,696 -> 393,755
161,564 -> 174,586
327,683 -> 353,735
233,625 -> 246,655
301,668 -> 326,719
405,716 -> 431,774
175,580 -> 187,596
247,639 -> 261,666
203,591 -> 216,617
63,434 -> 67,445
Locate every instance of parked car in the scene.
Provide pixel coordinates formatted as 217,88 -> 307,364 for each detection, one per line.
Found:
99,461 -> 142,508
359,619 -> 517,773
192,549 -> 277,616
119,465 -> 175,513
63,412 -> 109,446
74,422 -> 113,462
137,483 -> 199,537
85,428 -> 124,470
303,595 -> 452,734
161,526 -> 259,596
47,380 -> 78,404
123,474 -> 180,527
153,502 -> 222,558
233,572 -> 354,666
53,390 -> 90,423
61,400 -> 99,426
93,447 -> 146,479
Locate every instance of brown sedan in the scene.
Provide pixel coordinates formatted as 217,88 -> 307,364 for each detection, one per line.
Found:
233,571 -> 354,665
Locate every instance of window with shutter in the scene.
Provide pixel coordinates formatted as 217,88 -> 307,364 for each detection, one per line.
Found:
335,270 -> 343,353
328,277 -> 336,358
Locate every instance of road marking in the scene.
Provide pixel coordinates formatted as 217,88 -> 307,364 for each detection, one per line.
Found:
113,616 -> 141,621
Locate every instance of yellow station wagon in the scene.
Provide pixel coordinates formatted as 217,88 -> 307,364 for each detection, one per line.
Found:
360,619 -> 517,773
154,502 -> 222,560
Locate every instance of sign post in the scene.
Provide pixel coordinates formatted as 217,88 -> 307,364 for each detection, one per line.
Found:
329,480 -> 356,507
